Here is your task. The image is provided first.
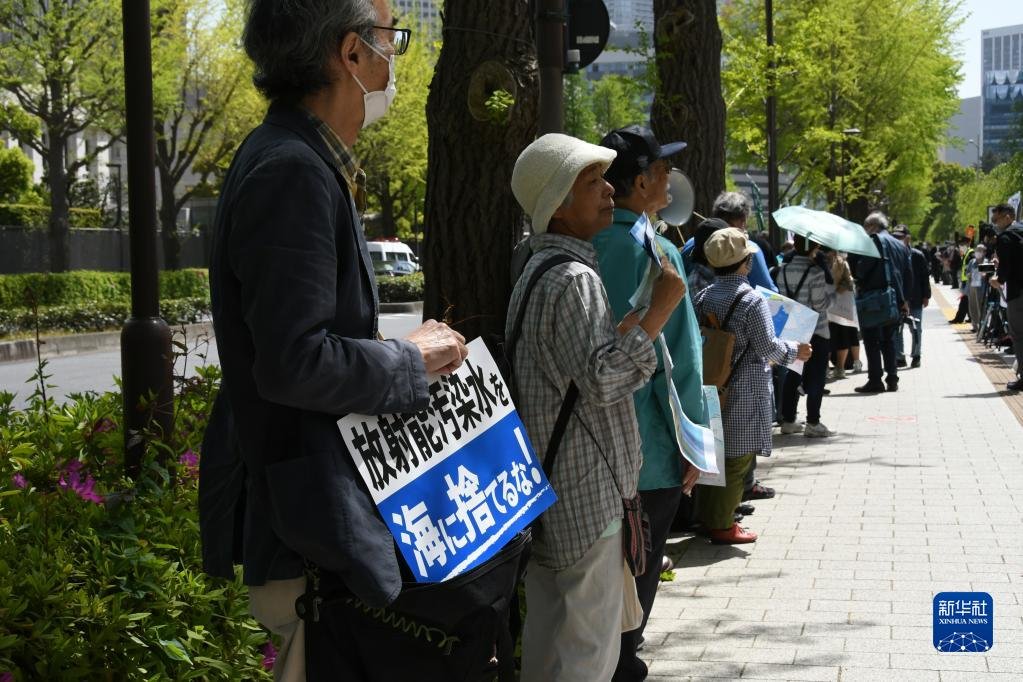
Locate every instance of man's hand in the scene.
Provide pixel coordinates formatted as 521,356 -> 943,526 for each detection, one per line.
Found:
650,257 -> 686,311
638,258 -> 686,340
405,320 -> 468,375
796,343 -> 813,362
901,302 -> 910,316
682,462 -> 700,496
922,298 -> 929,309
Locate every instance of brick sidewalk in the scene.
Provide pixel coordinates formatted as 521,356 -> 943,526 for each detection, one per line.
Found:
643,295 -> 1023,680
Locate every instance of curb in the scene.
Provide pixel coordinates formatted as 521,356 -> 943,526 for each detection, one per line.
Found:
0,321 -> 215,365
379,301 -> 423,314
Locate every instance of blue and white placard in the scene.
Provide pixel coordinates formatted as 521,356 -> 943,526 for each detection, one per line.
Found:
338,338 -> 557,582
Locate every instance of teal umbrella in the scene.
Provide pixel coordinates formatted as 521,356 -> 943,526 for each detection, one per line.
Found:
772,206 -> 880,258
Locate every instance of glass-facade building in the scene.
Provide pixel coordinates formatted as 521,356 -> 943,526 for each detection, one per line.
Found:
981,24 -> 1023,160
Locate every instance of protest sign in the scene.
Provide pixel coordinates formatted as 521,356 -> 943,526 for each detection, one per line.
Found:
657,336 -> 719,475
627,213 -> 718,474
337,339 -> 557,583
696,387 -> 726,487
755,286 -> 819,374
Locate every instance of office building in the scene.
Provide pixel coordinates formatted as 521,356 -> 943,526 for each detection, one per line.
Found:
981,24 -> 1023,160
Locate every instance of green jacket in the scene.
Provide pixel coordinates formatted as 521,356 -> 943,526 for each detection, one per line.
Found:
592,209 -> 706,490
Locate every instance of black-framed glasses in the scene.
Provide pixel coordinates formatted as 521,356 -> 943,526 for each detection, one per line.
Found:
373,26 -> 411,56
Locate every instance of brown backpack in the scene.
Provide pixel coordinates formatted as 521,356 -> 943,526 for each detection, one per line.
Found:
697,291 -> 750,408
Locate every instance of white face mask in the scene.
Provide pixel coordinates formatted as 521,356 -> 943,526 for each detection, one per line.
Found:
352,38 -> 396,129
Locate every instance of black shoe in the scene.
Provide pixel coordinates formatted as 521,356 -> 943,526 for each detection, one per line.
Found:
854,382 -> 886,393
734,511 -> 745,523
896,358 -> 907,368
1008,379 -> 1023,392
886,381 -> 899,392
736,503 -> 755,515
910,357 -> 920,368
822,388 -> 831,395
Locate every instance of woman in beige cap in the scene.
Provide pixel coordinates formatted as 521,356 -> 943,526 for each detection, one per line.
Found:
693,228 -> 811,544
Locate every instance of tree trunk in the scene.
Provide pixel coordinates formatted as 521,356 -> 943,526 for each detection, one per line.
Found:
422,1 -> 538,340
46,131 -> 70,272
651,1 -> 726,237
158,173 -> 181,270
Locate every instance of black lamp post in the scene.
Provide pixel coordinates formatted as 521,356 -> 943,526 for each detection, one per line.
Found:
537,0 -> 566,134
839,127 -> 861,218
120,0 -> 174,477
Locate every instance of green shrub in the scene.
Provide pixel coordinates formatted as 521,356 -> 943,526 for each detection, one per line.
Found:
0,270 -> 209,310
0,203 -> 103,228
0,298 -> 210,338
0,364 -> 272,679
376,272 -> 423,303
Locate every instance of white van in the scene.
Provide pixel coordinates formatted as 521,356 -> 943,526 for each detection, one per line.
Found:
366,240 -> 420,275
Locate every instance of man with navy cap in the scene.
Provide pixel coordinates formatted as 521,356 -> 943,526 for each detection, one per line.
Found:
592,125 -> 704,681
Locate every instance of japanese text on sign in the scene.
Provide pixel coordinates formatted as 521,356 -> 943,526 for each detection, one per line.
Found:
338,339 -> 557,582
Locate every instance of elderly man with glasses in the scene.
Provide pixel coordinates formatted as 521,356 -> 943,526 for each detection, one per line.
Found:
199,2 -> 478,679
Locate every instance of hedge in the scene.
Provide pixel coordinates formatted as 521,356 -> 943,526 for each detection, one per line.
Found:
0,269 -> 209,309
0,368 -> 273,678
376,272 -> 423,303
0,297 -> 210,337
0,203 -> 104,228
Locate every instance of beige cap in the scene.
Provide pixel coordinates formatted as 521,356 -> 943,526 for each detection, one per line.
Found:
511,133 -> 617,234
705,227 -> 755,268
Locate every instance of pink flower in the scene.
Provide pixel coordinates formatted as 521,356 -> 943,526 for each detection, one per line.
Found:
178,450 -> 199,480
58,460 -> 104,504
92,417 -> 116,434
260,641 -> 277,671
0,671 -> 13,682
12,473 -> 27,489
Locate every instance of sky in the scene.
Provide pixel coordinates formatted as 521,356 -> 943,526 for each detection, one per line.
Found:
954,0 -> 1023,99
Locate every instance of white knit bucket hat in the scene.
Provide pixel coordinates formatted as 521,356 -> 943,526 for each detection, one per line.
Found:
511,133 -> 617,234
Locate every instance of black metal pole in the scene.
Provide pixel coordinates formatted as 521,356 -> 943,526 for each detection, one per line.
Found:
766,0 -> 779,249
537,0 -> 566,135
120,0 -> 174,477
839,139 -> 847,218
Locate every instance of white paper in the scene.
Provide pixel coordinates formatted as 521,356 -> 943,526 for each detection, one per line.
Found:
756,286 -> 819,375
657,335 -> 719,475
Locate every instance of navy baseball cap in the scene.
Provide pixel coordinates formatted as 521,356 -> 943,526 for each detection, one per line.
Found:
600,125 -> 686,185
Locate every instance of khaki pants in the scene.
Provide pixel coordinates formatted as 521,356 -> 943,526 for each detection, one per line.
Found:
698,453 -> 755,530
248,576 -> 307,682
521,528 -> 639,682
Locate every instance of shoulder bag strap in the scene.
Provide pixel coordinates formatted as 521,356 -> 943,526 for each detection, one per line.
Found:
506,253 -> 577,364
792,263 -> 813,299
722,290 -> 753,388
542,382 -> 579,480
504,252 -> 584,481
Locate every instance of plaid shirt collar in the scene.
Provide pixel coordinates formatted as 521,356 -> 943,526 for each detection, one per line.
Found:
302,107 -> 367,211
530,232 -> 599,269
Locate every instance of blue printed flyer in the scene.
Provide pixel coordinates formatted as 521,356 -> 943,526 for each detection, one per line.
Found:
338,339 -> 557,582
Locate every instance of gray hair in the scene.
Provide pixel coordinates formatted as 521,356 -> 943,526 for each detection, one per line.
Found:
864,211 -> 889,232
244,0 -> 378,103
711,191 -> 751,226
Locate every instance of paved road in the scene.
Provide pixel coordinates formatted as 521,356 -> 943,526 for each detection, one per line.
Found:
0,313 -> 423,409
644,292 -> 1023,680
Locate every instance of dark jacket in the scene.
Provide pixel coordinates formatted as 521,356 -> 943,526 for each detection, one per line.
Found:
907,247 -> 931,307
995,222 -> 1023,301
199,104 -> 429,608
849,229 -> 912,306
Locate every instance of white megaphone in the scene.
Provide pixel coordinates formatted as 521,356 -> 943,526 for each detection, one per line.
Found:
659,168 -> 695,227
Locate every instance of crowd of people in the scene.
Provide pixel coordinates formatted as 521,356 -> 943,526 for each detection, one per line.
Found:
923,206 -> 1023,391
195,2 -> 1023,680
